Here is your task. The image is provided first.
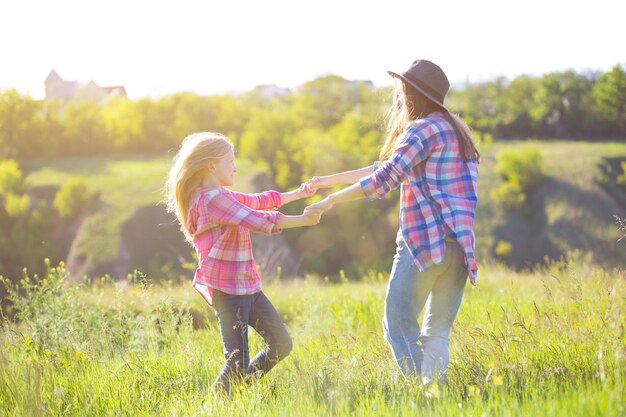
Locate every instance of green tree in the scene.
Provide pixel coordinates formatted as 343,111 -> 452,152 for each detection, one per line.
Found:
35,101 -> 66,157
495,76 -> 540,137
530,71 -> 594,137
163,93 -> 217,145
0,89 -> 45,159
239,107 -> 296,187
329,111 -> 382,168
209,95 -> 252,148
447,79 -> 503,135
61,101 -> 110,155
290,76 -> 376,130
134,98 -> 176,151
592,65 -> 626,136
101,98 -> 143,150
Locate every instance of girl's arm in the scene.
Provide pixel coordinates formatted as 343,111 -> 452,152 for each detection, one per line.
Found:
201,192 -> 321,235
305,182 -> 367,212
229,190 -> 282,210
305,130 -> 436,212
276,207 -> 322,229
305,165 -> 375,191
280,184 -> 317,205
204,193 -> 280,235
230,186 -> 315,209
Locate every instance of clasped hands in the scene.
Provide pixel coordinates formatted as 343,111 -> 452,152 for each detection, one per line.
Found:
298,176 -> 334,226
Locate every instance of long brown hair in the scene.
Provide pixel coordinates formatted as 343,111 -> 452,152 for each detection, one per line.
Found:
380,80 -> 480,163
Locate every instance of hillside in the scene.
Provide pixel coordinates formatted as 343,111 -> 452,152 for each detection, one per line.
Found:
21,140 -> 626,281
475,141 -> 626,269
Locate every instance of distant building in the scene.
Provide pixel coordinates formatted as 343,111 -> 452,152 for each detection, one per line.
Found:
253,84 -> 291,99
45,70 -> 127,103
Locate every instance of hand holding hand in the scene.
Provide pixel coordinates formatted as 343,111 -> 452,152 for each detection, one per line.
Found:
297,180 -> 318,198
302,206 -> 323,226
301,175 -> 333,195
305,197 -> 333,213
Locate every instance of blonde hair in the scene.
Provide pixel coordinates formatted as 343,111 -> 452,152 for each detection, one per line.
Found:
380,80 -> 480,163
165,132 -> 234,243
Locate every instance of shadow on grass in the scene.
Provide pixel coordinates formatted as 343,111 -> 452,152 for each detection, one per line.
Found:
493,176 -> 626,269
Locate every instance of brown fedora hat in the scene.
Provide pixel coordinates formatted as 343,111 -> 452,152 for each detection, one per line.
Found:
388,59 -> 450,109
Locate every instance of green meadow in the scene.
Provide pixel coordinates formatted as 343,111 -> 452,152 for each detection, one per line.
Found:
1,140 -> 625,416
0,257 -> 624,416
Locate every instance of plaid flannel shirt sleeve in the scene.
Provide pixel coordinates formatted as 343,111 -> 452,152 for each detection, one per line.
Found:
229,190 -> 283,210
204,192 -> 282,235
360,126 -> 437,199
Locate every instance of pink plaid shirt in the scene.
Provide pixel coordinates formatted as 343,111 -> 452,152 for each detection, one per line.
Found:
187,187 -> 283,304
360,112 -> 479,283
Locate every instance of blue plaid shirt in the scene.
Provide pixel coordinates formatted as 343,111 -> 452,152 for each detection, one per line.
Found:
360,112 -> 479,283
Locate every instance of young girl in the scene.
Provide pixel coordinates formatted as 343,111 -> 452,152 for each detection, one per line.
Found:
304,59 -> 479,386
165,132 -> 321,394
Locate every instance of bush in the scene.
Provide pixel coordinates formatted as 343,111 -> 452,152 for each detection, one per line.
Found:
53,177 -> 96,219
492,148 -> 544,208
0,159 -> 24,195
3,193 -> 29,217
495,240 -> 513,258
495,148 -> 544,190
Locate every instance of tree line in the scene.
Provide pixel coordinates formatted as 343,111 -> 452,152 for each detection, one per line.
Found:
1,65 -> 625,164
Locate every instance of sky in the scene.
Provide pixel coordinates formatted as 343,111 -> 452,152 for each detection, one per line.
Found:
1,0 -> 624,101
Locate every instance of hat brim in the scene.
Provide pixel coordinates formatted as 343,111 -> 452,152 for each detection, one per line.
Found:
387,70 -> 447,110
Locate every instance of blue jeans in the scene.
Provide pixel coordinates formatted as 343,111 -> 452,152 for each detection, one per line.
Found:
211,290 -> 292,393
382,234 -> 467,385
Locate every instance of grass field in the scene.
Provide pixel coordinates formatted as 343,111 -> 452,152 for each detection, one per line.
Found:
1,257 -> 624,416
4,140 -> 624,415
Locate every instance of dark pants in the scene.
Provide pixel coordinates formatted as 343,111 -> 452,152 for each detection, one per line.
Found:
211,289 -> 293,393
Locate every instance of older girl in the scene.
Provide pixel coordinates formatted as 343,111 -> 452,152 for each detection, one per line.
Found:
305,59 -> 479,386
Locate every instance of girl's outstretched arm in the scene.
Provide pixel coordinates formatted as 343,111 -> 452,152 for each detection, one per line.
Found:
305,182 -> 367,213
280,183 -> 317,205
276,207 -> 323,229
229,190 -> 282,210
303,165 -> 374,192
